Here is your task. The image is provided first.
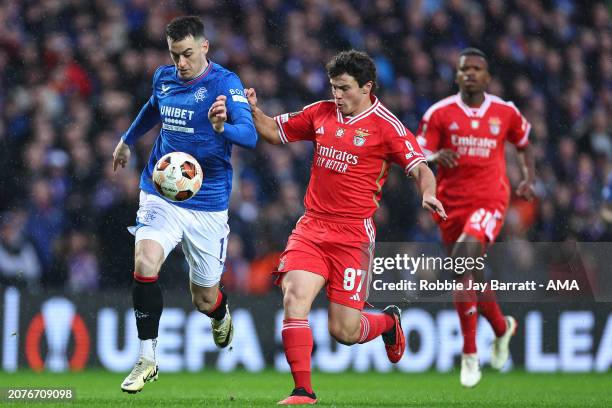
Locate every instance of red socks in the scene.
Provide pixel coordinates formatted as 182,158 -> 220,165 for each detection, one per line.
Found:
358,312 -> 395,343
282,313 -> 395,392
453,285 -> 478,354
282,319 -> 313,393
478,287 -> 507,337
455,277 -> 509,354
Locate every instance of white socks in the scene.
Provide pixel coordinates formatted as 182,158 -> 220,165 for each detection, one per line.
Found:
139,338 -> 157,362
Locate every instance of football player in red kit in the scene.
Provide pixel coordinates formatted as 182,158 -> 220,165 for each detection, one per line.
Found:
417,48 -> 535,387
247,50 -> 446,404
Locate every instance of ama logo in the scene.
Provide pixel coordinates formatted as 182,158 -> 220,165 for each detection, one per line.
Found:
25,298 -> 90,372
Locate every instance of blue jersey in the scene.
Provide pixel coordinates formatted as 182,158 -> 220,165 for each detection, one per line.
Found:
121,62 -> 257,211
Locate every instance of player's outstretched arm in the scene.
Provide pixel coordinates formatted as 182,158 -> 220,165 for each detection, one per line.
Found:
114,97 -> 161,171
121,98 -> 161,148
410,162 -> 447,220
515,144 -> 536,201
245,88 -> 282,145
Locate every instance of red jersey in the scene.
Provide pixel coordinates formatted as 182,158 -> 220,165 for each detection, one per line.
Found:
416,93 -> 530,208
275,96 -> 426,220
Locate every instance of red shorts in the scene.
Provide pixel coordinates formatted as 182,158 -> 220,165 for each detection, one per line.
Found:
274,214 -> 375,310
434,204 -> 506,245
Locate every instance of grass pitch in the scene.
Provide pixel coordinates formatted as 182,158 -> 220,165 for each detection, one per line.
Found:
1,369 -> 610,407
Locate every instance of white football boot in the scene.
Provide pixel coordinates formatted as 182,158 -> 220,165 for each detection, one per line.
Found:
460,353 -> 482,388
211,304 -> 234,348
491,316 -> 517,370
121,357 -> 158,393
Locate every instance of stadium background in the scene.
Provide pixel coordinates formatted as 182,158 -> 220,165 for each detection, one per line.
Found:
0,0 -> 611,384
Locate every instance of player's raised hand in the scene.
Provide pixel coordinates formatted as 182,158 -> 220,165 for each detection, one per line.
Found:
516,179 -> 535,201
245,88 -> 258,110
422,193 -> 447,220
431,149 -> 459,168
208,95 -> 228,133
112,139 -> 131,172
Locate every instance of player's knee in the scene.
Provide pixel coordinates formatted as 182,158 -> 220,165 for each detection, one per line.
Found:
134,241 -> 164,277
328,321 -> 359,345
134,252 -> 161,278
453,235 -> 483,259
282,288 -> 311,318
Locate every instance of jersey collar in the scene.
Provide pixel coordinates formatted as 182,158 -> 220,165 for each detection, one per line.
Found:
179,61 -> 213,85
337,95 -> 380,125
454,92 -> 492,118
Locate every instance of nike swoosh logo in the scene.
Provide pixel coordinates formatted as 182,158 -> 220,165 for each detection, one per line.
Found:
123,381 -> 133,386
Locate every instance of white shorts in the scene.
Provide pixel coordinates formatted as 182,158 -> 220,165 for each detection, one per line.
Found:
129,191 -> 229,287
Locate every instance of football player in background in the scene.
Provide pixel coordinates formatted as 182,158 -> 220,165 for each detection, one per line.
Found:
247,50 -> 446,404
112,16 -> 257,393
417,48 -> 535,387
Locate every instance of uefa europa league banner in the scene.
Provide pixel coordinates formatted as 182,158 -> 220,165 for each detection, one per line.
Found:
1,286 -> 611,373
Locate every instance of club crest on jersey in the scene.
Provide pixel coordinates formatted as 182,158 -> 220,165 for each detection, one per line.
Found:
471,120 -> 480,129
353,128 -> 369,146
489,117 -> 501,135
194,87 -> 208,102
335,127 -> 345,138
140,209 -> 158,224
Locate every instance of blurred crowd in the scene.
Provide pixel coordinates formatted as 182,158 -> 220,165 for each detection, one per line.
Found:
0,0 -> 610,293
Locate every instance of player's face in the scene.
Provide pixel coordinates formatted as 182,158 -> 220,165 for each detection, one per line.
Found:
330,74 -> 373,116
455,55 -> 490,94
167,35 -> 209,80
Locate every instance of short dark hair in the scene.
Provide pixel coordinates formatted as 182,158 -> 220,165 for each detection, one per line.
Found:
459,47 -> 488,62
165,16 -> 205,41
326,50 -> 377,92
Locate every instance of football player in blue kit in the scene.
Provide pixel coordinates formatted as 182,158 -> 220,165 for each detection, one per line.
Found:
112,16 -> 257,393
